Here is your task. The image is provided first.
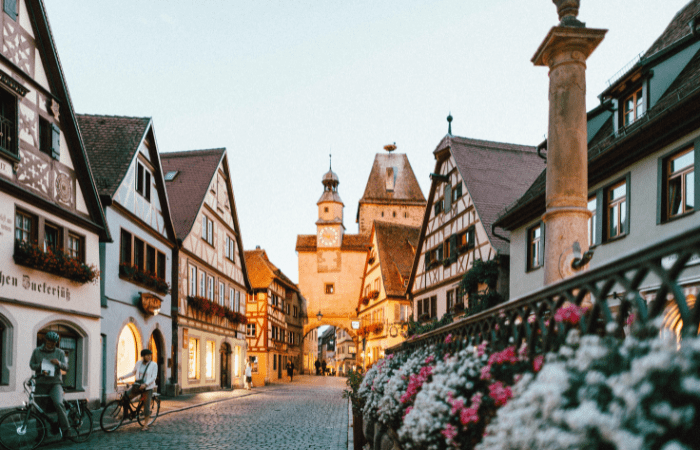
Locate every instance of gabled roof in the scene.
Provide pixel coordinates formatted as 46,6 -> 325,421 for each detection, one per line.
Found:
443,136 -> 543,254
358,153 -> 426,207
295,234 -> 371,252
76,114 -> 151,197
373,221 -> 420,298
244,249 -> 298,291
17,0 -> 110,241
644,0 -> 700,58
160,149 -> 225,239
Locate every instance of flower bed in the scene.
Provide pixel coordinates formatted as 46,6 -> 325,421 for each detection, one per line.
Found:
187,295 -> 247,325
119,263 -> 170,294
14,240 -> 99,284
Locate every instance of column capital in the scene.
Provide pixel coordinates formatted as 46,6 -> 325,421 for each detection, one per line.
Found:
532,26 -> 607,68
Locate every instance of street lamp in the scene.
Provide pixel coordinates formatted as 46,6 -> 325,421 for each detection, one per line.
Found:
317,310 -> 323,321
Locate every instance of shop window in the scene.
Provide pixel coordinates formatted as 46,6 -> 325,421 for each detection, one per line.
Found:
37,325 -> 80,391
14,210 -> 35,243
249,356 -> 258,373
205,341 -> 215,379
116,324 -> 140,384
527,223 -> 543,271
188,338 -> 200,379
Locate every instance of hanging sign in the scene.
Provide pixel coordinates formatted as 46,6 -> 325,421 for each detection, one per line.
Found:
140,293 -> 162,315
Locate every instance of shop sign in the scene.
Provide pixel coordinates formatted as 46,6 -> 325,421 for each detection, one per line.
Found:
140,293 -> 162,315
0,269 -> 71,301
351,321 -> 360,330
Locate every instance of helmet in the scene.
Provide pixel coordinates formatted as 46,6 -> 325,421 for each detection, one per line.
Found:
45,331 -> 60,343
140,349 -> 152,356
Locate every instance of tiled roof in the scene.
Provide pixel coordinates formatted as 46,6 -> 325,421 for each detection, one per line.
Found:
76,114 -> 151,197
358,153 -> 426,206
644,0 -> 700,58
295,233 -> 370,252
161,149 -> 224,239
445,136 -> 544,254
244,249 -> 298,291
374,222 -> 420,298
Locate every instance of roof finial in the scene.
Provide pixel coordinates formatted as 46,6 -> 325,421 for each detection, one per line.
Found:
447,112 -> 453,136
329,151 -> 332,171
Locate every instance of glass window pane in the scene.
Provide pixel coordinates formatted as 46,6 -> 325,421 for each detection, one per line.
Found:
620,201 -> 627,234
671,151 -> 694,173
686,171 -> 694,211
669,176 -> 683,217
610,183 -> 626,201
609,206 -> 619,238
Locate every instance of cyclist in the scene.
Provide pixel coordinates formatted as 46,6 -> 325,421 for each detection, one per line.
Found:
28,331 -> 73,438
118,349 -> 157,431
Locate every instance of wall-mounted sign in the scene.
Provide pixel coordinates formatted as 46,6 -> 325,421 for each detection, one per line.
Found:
351,321 -> 360,330
140,293 -> 162,315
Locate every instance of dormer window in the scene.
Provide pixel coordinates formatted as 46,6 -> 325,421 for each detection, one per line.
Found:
164,170 -> 179,181
623,88 -> 644,126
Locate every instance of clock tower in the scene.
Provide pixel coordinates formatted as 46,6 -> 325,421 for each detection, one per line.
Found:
316,167 -> 345,248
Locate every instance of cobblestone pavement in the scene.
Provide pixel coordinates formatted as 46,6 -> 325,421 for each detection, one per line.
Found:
44,375 -> 348,450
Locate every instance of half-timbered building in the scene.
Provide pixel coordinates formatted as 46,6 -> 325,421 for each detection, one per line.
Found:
0,0 -> 110,409
77,114 -> 177,403
161,148 -> 251,394
244,248 -> 303,385
357,221 -> 418,367
406,129 -> 542,321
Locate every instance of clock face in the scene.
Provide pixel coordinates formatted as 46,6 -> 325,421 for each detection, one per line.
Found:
319,227 -> 340,247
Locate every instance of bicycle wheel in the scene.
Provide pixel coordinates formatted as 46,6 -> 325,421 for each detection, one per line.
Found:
99,400 -> 124,432
0,409 -> 47,450
136,396 -> 160,427
68,406 -> 93,443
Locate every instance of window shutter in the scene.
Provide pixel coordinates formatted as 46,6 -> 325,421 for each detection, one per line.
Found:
450,234 -> 457,262
538,222 -> 545,268
595,189 -> 604,244
656,156 -> 664,225
4,0 -> 17,20
624,173 -> 631,236
455,182 -> 463,199
431,297 -> 437,318
394,304 -> 400,321
50,124 -> 60,160
468,226 -> 475,248
444,184 -> 452,211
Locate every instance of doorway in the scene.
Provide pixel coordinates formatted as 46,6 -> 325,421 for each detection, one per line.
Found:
148,331 -> 164,394
277,354 -> 282,379
220,343 -> 231,389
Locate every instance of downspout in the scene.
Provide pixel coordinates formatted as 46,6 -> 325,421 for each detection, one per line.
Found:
491,224 -> 510,243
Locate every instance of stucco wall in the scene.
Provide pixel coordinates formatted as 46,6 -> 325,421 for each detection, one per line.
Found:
358,203 -> 425,235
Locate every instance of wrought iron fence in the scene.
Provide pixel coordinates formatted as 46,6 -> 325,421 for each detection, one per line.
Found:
387,224 -> 700,357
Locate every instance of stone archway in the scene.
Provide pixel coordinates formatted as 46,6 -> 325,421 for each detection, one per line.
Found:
303,317 -> 358,340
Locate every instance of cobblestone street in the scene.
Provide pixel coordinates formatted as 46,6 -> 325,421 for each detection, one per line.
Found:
46,376 -> 348,450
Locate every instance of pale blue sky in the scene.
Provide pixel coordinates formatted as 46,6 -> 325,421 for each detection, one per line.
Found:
44,0 -> 688,282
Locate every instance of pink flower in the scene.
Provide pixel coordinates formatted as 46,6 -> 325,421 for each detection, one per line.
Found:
425,355 -> 435,364
480,365 -> 492,380
460,407 -> 479,425
533,355 -> 544,373
626,313 -> 636,326
403,406 -> 413,419
445,333 -> 453,344
554,303 -> 587,325
488,382 -> 513,407
441,423 -> 458,441
527,315 -> 536,324
477,341 -> 488,357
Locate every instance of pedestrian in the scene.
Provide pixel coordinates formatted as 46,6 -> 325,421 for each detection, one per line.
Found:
245,361 -> 253,390
321,360 -> 327,376
286,360 -> 294,381
314,359 -> 321,376
29,332 -> 73,438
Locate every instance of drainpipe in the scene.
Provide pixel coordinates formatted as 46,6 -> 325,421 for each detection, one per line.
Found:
532,1 -> 606,285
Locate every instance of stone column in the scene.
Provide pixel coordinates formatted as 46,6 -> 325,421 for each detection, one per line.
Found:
532,1 -> 606,285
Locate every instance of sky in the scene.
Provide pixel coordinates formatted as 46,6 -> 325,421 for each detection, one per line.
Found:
44,0 -> 690,283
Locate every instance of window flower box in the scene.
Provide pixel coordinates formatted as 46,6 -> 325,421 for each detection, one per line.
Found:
370,323 -> 384,335
369,290 -> 380,300
119,263 -> 170,295
187,295 -> 245,327
13,240 -> 99,285
442,259 -> 452,268
361,297 -> 370,306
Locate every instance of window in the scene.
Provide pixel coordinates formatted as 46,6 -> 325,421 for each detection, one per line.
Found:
293,305 -> 298,318
325,283 -> 334,294
15,210 -> 34,243
146,245 -> 156,273
247,323 -> 256,337
588,196 -> 597,247
225,236 -> 236,262
235,290 -> 241,312
397,304 -> 410,321
443,238 -> 451,261
417,297 -> 436,319
452,182 -> 463,202
0,319 -> 7,386
202,216 -> 214,246
0,88 -> 17,156
205,341 -> 215,379
39,117 -> 52,156
188,338 -> 200,379
527,223 -> 543,271
37,325 -> 80,391
199,272 -> 205,297
273,353 -> 277,370
164,170 -> 179,181
157,252 -> 166,279
444,183 -> 452,211
434,199 -> 443,215
135,162 -> 151,201
447,290 -> 454,311
219,281 -> 225,306
666,147 -> 695,219
606,180 -> 627,240
623,88 -> 644,126
120,230 -> 132,264
430,296 -> 437,318
44,223 -> 61,253
324,207 -> 329,213
459,226 -> 475,250
116,325 -> 139,384
207,276 -> 214,301
373,278 -> 379,291
249,356 -> 258,373
133,237 -> 144,270
67,233 -> 83,261
189,266 -> 197,296
404,212 -> 408,218
286,304 -> 290,315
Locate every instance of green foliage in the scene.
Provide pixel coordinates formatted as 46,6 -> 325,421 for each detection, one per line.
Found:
342,369 -> 365,413
459,259 -> 504,316
405,312 -> 454,338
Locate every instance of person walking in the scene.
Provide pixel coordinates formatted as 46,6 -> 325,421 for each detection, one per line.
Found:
314,359 -> 321,376
118,349 -> 157,431
245,361 -> 253,390
29,332 -> 73,438
286,360 -> 294,382
321,360 -> 327,376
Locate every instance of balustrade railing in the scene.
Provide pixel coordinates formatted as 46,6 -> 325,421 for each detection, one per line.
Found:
387,224 -> 700,357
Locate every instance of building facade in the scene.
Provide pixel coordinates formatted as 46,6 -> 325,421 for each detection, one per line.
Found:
335,327 -> 356,375
244,248 -> 303,385
0,0 -> 110,409
78,114 -> 177,403
162,149 -> 251,394
495,0 -> 700,323
407,132 -> 542,321
357,221 -> 418,367
303,327 -> 319,374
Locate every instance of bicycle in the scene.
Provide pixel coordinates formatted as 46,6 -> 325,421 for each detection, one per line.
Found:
0,376 -> 93,450
99,382 -> 160,432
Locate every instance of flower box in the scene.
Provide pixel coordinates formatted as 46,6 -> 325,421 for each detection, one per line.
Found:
371,323 -> 384,334
187,295 -> 246,327
442,259 -> 452,268
369,290 -> 380,300
13,240 -> 99,285
361,297 -> 370,305
119,263 -> 170,295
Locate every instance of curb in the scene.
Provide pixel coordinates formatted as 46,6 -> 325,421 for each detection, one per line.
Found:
347,399 -> 353,450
